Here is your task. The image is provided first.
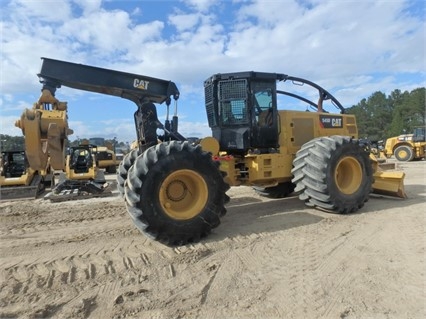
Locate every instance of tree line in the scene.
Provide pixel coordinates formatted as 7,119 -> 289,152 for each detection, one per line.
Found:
1,87 -> 425,151
346,87 -> 425,142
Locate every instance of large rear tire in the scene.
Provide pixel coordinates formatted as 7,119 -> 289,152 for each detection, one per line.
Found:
124,141 -> 230,245
394,145 -> 414,162
116,149 -> 138,196
291,136 -> 373,213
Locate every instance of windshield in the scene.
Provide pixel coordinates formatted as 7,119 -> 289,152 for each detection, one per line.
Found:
254,89 -> 272,112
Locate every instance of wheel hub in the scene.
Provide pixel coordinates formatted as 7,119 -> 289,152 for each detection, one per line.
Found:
159,169 -> 208,220
398,150 -> 407,158
334,156 -> 362,195
166,180 -> 187,202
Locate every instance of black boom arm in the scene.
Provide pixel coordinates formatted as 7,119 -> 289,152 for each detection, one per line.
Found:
37,57 -> 182,152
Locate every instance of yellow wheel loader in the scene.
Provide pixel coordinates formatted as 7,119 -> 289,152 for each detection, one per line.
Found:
35,58 -> 406,245
87,138 -> 117,173
383,127 -> 426,162
0,150 -> 54,200
93,145 -> 117,173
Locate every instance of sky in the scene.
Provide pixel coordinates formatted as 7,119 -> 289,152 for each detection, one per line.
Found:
1,0 -> 425,144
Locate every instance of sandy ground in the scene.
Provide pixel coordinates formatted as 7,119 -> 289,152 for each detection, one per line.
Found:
0,160 -> 425,319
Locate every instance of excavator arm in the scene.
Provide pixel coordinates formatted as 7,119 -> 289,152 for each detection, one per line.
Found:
15,89 -> 73,171
37,57 -> 184,152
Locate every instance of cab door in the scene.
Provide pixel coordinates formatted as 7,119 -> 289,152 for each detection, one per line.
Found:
250,82 -> 279,150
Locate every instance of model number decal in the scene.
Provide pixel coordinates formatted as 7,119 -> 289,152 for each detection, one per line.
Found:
134,79 -> 150,90
319,115 -> 343,128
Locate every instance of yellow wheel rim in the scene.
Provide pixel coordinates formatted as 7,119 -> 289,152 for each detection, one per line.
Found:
334,156 -> 362,195
159,169 -> 208,220
397,149 -> 407,159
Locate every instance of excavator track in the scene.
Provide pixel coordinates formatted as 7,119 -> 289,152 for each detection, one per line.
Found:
0,175 -> 45,201
44,188 -> 113,202
44,176 -> 114,202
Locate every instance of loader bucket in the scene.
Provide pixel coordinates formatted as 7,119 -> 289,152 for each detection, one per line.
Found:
370,154 -> 407,198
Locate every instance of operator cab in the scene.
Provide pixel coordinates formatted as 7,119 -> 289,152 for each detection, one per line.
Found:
204,72 -> 280,154
204,71 -> 345,155
70,146 -> 93,173
413,127 -> 425,142
1,151 -> 28,178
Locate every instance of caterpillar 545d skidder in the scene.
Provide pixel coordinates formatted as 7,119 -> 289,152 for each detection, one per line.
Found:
35,58 -> 406,245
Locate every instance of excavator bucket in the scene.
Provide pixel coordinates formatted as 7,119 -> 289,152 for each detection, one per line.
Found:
370,154 -> 407,198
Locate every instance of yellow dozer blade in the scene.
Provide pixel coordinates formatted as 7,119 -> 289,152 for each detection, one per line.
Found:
370,154 -> 407,198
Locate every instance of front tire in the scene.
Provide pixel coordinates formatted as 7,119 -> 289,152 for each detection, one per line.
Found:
116,149 -> 138,196
291,136 -> 373,213
394,145 -> 414,162
125,141 -> 229,245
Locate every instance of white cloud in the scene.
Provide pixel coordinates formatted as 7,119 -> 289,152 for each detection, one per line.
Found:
168,13 -> 201,32
0,99 -> 33,113
58,9 -> 163,57
181,0 -> 216,13
98,118 -> 137,142
0,116 -> 24,136
224,0 -> 424,80
177,120 -> 211,138
67,120 -> 92,140
0,0 -> 424,142
72,0 -> 102,15
7,0 -> 72,22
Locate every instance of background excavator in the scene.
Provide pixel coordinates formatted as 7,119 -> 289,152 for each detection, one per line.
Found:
0,89 -> 63,200
13,88 -> 111,202
0,150 -> 54,200
73,137 -> 118,173
47,144 -> 110,202
33,57 -> 406,245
